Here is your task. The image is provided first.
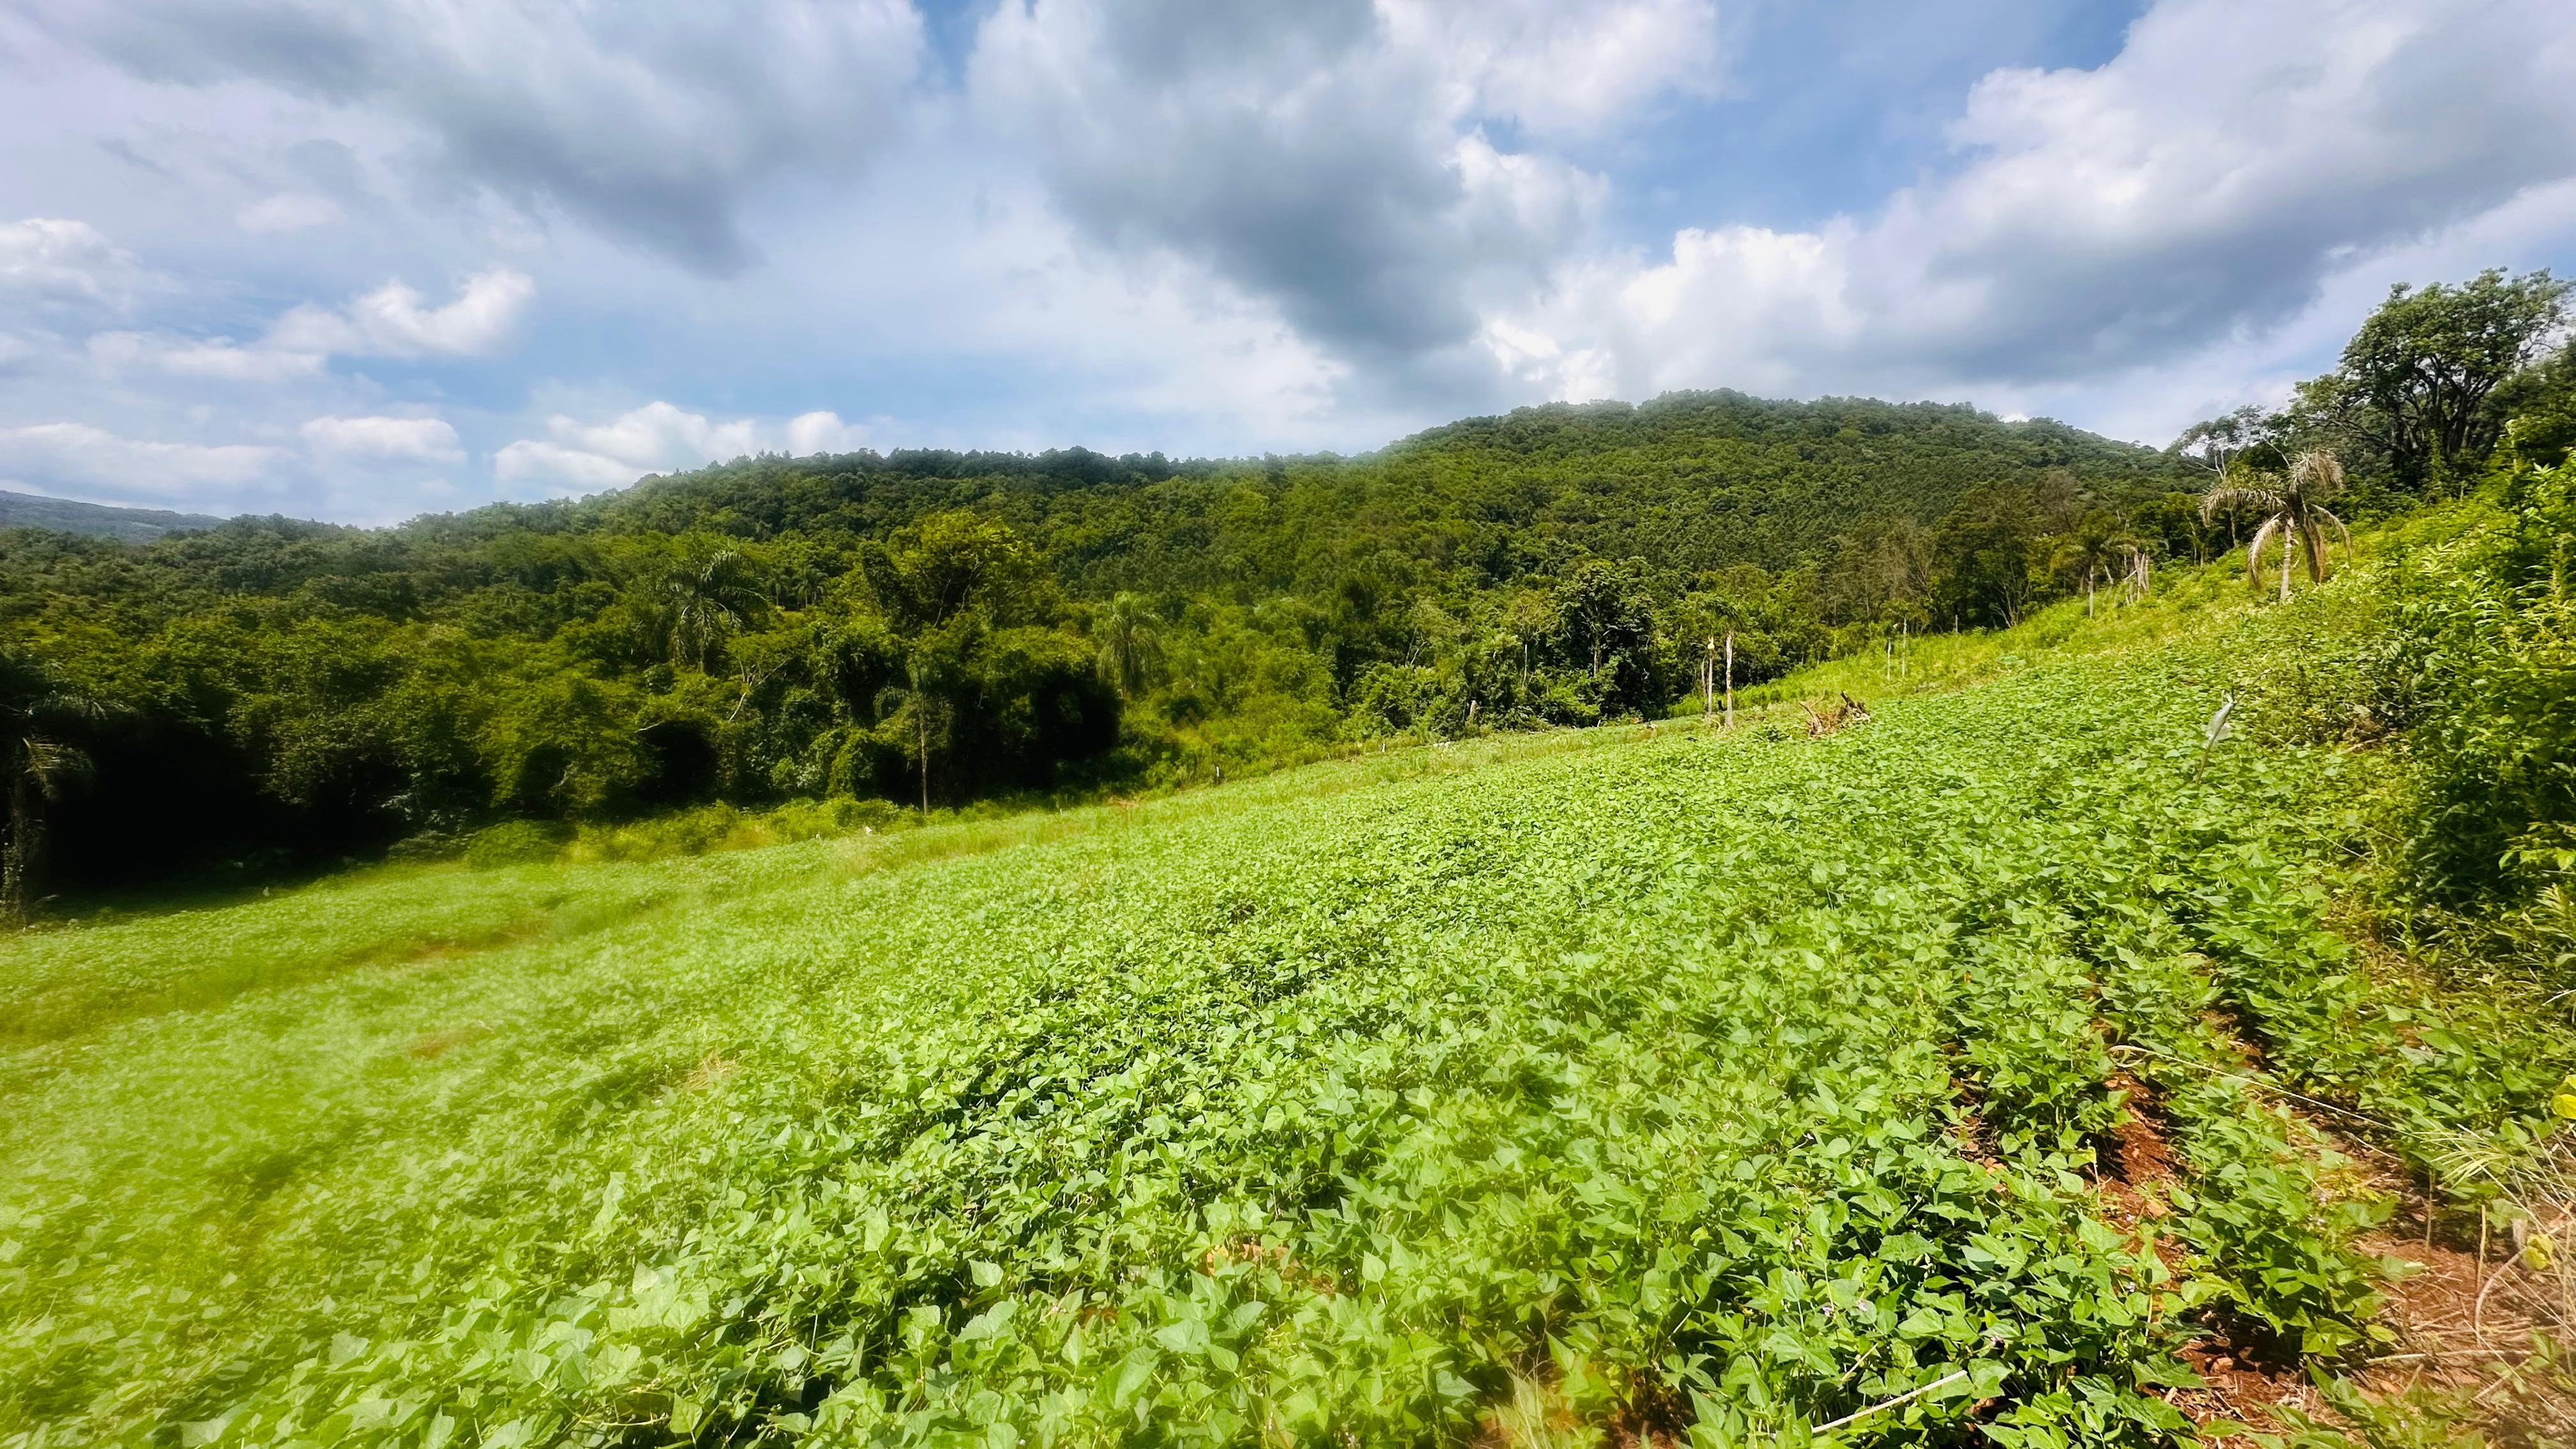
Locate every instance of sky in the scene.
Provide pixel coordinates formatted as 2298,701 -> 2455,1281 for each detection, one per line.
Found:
1,0 -> 2573,525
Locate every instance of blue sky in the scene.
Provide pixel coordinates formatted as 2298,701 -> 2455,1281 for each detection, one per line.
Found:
2,0 -> 2572,524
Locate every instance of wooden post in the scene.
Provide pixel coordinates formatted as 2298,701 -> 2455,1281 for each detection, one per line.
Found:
1723,631 -> 1735,730
1702,637 -> 1715,723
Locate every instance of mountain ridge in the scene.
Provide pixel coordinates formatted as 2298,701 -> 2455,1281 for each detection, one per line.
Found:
0,488 -> 229,542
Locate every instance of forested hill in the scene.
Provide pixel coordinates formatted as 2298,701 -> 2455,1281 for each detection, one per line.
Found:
589,392 -> 2170,591
2,388 -> 2200,896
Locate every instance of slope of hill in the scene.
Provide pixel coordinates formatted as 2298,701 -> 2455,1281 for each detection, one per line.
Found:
0,489 -> 226,542
588,393 -> 2172,588
0,392 -> 2191,898
4,532 -> 2569,1446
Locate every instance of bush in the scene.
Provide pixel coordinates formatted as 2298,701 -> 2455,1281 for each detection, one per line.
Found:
562,796 -> 912,864
2396,467 -> 2576,903
461,820 -> 569,868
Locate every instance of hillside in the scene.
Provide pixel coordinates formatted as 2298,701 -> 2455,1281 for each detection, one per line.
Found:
588,394 -> 2171,588
0,392 -> 2189,898
6,523 -> 2572,1446
0,489 -> 226,542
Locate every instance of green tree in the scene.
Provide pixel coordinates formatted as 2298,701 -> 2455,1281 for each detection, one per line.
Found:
655,543 -> 769,670
1,652 -> 102,923
1092,592 -> 1164,698
2202,450 -> 2352,602
875,647 -> 957,818
1549,558 -> 1659,717
2494,338 -> 2576,471
2294,268 -> 2572,492
868,512 -> 1051,632
2169,404 -> 2285,480
2050,512 -> 2152,616
1932,486 -> 2050,628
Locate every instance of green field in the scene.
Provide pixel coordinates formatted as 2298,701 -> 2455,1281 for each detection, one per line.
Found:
4,555 -> 2572,1447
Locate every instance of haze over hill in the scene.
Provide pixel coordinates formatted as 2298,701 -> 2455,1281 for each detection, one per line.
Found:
0,490 -> 227,542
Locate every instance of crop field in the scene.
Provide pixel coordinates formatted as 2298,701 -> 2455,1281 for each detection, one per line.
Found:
4,579 -> 2573,1447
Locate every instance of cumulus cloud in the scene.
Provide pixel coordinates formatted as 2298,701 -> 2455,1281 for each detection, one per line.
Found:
301,414 -> 463,465
25,0 -> 924,272
0,422 -> 290,498
0,217 -> 148,306
493,402 -> 870,493
84,267 -> 531,382
1487,0 -> 2576,405
968,0 -> 1703,366
786,410 -> 871,456
267,268 -> 535,360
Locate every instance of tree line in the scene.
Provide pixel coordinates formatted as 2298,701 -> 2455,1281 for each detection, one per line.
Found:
2,272 -> 2568,913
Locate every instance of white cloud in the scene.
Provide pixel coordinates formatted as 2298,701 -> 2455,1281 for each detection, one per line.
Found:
89,331 -> 326,382
493,404 -> 882,493
785,410 -> 869,455
1379,0 -> 1723,137
83,268 -> 531,383
268,267 -> 535,360
0,217 -> 145,306
302,414 -> 464,465
236,193 -> 341,234
1484,0 -> 2576,419
0,422 -> 291,498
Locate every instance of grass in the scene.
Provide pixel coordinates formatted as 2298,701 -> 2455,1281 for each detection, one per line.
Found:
3,534 -> 2568,1448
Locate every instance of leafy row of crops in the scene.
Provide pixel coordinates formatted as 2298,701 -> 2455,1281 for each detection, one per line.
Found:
3,565 -> 2571,1446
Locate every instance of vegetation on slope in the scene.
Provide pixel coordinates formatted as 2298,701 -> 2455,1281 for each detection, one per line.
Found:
5,486 -> 2576,1445
0,393 -> 2181,901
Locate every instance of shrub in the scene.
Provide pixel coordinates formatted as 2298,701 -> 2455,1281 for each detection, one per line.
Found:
461,819 -> 569,868
2396,467 -> 2576,903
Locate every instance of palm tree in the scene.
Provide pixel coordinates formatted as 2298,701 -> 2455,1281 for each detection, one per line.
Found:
656,548 -> 768,669
2050,512 -> 2154,617
1093,592 -> 1163,698
2,652 -> 102,925
2200,450 -> 2352,602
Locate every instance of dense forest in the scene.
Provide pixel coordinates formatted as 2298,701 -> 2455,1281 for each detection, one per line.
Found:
1,270 -> 2569,908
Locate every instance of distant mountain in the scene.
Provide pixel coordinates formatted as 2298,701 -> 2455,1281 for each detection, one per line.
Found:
0,489 -> 229,542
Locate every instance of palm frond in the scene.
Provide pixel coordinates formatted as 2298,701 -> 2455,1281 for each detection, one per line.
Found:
22,737 -> 93,799
2308,518 -> 2349,580
2200,485 -> 2281,523
31,691 -> 110,728
2244,516 -> 2284,588
2288,449 -> 2346,499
